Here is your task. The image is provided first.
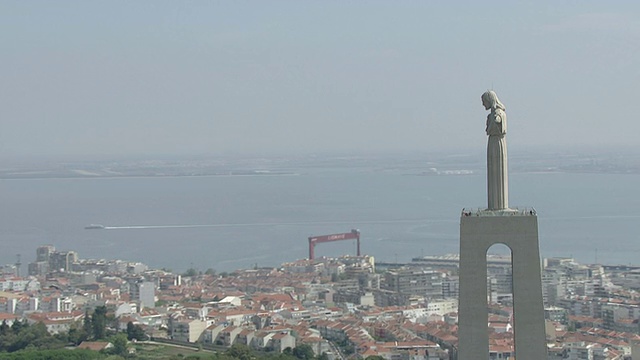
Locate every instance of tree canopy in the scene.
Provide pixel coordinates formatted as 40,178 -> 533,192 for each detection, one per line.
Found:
0,320 -> 65,353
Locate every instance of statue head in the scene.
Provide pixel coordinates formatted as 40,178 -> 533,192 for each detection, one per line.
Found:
481,90 -> 505,111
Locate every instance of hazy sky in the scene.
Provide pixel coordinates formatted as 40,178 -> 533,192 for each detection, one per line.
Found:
2,1 -> 639,158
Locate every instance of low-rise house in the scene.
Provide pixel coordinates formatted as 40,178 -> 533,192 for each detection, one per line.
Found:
251,331 -> 275,350
26,311 -> 84,335
222,308 -> 257,326
213,296 -> 242,308
115,303 -> 136,318
203,323 -> 225,344
489,344 -> 513,360
361,340 -> 441,360
77,341 -> 113,351
39,295 -> 73,313
0,313 -> 20,326
220,325 -> 242,346
134,308 -> 164,328
269,332 -> 296,353
0,277 -> 38,292
298,336 -> 331,357
117,315 -> 138,332
170,318 -> 207,343
236,328 -> 255,347
0,294 -> 17,313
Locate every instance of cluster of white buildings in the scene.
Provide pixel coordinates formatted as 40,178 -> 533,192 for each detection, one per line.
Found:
7,245 -> 640,359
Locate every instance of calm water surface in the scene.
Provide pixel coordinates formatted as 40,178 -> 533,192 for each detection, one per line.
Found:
1,169 -> 639,272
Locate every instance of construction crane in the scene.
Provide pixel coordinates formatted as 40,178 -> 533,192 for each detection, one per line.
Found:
308,229 -> 360,260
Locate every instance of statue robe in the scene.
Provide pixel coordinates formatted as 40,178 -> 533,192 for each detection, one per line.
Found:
486,108 -> 508,210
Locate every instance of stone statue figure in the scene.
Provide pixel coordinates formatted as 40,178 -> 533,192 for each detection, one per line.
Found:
482,90 -> 509,210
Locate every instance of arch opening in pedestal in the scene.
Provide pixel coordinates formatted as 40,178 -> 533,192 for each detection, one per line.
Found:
486,243 -> 514,358
487,243 -> 513,307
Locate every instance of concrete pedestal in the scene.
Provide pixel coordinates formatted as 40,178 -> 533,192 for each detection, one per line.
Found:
458,209 -> 546,360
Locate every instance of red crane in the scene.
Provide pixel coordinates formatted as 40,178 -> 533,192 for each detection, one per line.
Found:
308,229 -> 360,260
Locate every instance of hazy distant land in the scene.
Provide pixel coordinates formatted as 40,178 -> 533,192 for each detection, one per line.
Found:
2,149 -> 640,179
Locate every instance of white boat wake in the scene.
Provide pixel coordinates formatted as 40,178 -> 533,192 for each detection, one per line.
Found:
93,213 -> 640,231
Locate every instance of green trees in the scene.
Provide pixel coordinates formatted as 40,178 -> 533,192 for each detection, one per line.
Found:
109,333 -> 129,356
226,344 -> 253,360
10,319 -> 25,334
67,322 -> 89,346
222,343 -> 320,360
0,320 -> 65,353
0,320 -> 10,335
0,320 -> 11,335
84,309 -> 93,338
0,349 -> 105,359
292,344 -> 314,360
126,322 -> 146,341
0,310 -> 330,360
183,268 -> 198,277
92,306 -> 108,340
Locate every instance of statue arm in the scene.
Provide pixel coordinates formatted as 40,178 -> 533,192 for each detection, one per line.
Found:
492,111 -> 502,124
486,111 -> 506,135
495,111 -> 506,134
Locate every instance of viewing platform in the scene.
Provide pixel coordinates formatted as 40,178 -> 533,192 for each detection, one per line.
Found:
461,207 -> 536,217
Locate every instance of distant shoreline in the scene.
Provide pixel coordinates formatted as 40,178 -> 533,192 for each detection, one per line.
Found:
0,172 -> 301,181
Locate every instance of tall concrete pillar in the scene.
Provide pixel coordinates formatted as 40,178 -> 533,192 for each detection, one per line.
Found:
458,209 -> 546,360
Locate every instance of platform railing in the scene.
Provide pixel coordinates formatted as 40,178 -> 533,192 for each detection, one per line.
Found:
461,207 -> 537,217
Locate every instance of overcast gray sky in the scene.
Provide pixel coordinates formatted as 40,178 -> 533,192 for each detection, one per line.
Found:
1,1 -> 639,158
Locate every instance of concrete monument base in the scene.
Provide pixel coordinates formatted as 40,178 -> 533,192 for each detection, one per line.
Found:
458,208 -> 546,360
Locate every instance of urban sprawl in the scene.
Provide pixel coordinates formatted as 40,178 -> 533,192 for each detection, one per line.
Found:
2,246 -> 640,359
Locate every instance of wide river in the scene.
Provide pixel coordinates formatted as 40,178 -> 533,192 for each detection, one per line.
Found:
1,163 -> 639,272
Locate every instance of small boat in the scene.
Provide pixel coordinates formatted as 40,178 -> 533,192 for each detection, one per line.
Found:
85,224 -> 105,230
